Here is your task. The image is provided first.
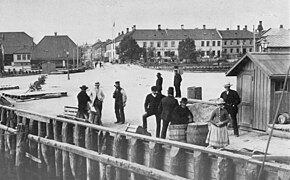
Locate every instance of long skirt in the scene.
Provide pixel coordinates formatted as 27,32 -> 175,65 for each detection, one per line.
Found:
206,124 -> 229,148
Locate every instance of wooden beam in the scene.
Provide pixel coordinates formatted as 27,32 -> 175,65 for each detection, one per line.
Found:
53,120 -> 63,180
113,134 -> 128,180
129,138 -> 144,180
193,151 -> 209,180
169,147 -> 185,176
15,123 -> 27,180
62,122 -> 71,180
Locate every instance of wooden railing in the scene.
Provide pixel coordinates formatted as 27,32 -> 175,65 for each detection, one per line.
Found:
0,104 -> 289,180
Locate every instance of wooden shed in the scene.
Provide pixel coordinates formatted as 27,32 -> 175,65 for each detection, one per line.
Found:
226,52 -> 290,131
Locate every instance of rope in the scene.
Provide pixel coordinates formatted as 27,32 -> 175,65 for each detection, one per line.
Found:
256,62 -> 290,180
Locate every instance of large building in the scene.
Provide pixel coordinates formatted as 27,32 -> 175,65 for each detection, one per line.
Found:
106,25 -> 223,62
0,32 -> 35,66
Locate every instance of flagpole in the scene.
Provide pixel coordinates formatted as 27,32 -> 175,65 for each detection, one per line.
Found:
112,21 -> 115,62
253,25 -> 256,52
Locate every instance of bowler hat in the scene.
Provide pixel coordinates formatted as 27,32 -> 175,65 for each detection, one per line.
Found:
114,81 -> 120,87
224,82 -> 232,87
180,97 -> 188,104
167,87 -> 174,95
151,86 -> 157,91
95,82 -> 100,85
80,85 -> 88,90
157,72 -> 161,76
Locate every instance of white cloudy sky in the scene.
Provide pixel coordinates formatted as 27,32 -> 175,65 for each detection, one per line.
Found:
0,0 -> 289,45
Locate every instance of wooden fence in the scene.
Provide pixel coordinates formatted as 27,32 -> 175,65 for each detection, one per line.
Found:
0,104 -> 289,180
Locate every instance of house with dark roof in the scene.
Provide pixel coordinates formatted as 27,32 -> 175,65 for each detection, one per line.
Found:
219,25 -> 254,59
106,25 -> 222,62
226,52 -> 290,131
0,32 -> 35,66
31,33 -> 80,69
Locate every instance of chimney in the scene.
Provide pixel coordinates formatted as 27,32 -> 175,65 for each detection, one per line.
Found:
133,25 -> 136,30
226,28 -> 229,30
203,25 -> 206,29
118,32 -> 120,36
237,25 -> 240,30
122,31 -> 124,35
181,24 -> 184,30
126,28 -> 129,33
158,24 -> 161,30
244,25 -> 247,31
280,25 -> 284,29
257,21 -> 263,32
54,32 -> 57,36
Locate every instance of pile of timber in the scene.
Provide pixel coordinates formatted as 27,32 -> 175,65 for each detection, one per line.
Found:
2,89 -> 67,101
0,85 -> 19,91
267,124 -> 290,139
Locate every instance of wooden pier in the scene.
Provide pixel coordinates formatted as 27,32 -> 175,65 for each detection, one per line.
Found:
0,104 -> 289,180
2,89 -> 67,100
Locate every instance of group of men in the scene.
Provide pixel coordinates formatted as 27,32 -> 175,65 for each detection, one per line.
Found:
77,81 -> 127,125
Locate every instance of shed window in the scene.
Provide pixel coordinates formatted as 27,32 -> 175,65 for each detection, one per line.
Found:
275,80 -> 288,91
17,55 -> 21,60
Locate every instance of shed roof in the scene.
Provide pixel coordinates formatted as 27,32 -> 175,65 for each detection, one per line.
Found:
0,32 -> 34,54
226,53 -> 290,78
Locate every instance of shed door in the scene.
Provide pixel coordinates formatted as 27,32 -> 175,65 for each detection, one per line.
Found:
240,72 -> 254,127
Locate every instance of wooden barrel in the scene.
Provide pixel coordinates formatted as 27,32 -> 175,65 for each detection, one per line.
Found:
186,122 -> 209,146
277,113 -> 290,124
168,124 -> 187,142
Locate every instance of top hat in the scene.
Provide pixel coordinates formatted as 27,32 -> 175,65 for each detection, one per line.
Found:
95,82 -> 100,85
80,85 -> 88,90
216,98 -> 225,105
224,82 -> 232,87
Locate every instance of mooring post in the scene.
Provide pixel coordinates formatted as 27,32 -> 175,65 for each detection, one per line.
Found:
99,131 -> 110,180
106,165 -> 113,180
169,146 -> 185,176
15,123 -> 28,180
53,120 -> 63,180
38,121 -> 46,176
193,151 -> 209,180
129,138 -> 144,180
0,108 -> 6,152
216,157 -> 232,180
148,141 -> 161,180
62,122 -> 71,180
28,120 -> 38,168
85,126 -> 99,180
245,163 -> 260,180
113,134 -> 128,180
4,110 -> 11,159
8,110 -> 17,163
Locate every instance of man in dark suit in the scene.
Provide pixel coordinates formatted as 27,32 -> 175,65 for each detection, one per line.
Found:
159,87 -> 179,139
77,85 -> 91,120
173,69 -> 182,97
220,82 -> 241,137
156,72 -> 163,94
142,86 -> 164,137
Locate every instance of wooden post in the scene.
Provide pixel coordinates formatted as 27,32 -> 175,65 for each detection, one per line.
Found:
169,147 -> 185,176
85,126 -> 99,180
245,163 -> 260,180
28,119 -> 38,168
129,138 -> 144,180
53,120 -> 63,180
99,131 -> 110,180
216,157 -> 233,180
0,108 -> 6,152
148,142 -> 161,169
106,165 -> 113,180
113,134 -> 128,180
62,122 -> 72,180
15,123 -> 28,180
7,110 -> 17,162
38,122 -> 46,175
193,151 -> 209,180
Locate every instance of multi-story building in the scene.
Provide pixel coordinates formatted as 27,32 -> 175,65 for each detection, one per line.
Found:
0,32 -> 35,66
218,25 -> 254,59
92,39 -> 110,62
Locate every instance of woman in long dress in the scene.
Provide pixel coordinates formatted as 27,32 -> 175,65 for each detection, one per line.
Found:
206,98 -> 230,149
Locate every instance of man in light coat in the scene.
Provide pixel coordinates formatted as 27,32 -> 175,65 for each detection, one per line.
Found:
88,82 -> 105,125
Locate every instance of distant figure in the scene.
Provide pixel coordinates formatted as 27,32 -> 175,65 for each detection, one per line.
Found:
159,87 -> 179,139
173,69 -> 182,97
171,98 -> 193,125
113,81 -> 127,124
88,82 -> 105,125
156,72 -> 163,94
220,82 -> 241,137
99,61 -> 103,68
77,85 -> 91,120
206,98 -> 230,149
142,86 -> 164,138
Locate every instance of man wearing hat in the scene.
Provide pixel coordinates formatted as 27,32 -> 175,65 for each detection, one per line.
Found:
173,69 -> 182,97
142,86 -> 165,137
158,87 -> 179,139
156,72 -> 163,94
220,82 -> 241,137
77,85 -> 91,119
171,98 -> 194,125
88,82 -> 105,125
113,81 -> 127,124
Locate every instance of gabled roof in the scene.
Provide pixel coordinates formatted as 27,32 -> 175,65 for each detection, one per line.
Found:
114,28 -> 222,43
31,35 -> 78,61
226,52 -> 290,78
0,32 -> 34,54
261,28 -> 290,47
218,30 -> 254,39
14,46 -> 32,54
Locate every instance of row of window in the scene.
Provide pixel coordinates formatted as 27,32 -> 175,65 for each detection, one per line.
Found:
224,39 -> 252,46
201,50 -> 221,57
17,54 -> 31,60
224,48 -> 252,54
143,41 -> 176,48
201,41 -> 221,47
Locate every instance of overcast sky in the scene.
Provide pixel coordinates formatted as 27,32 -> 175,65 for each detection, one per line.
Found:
1,0 -> 289,45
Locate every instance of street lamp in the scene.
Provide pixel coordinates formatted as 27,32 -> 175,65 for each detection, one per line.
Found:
66,51 -> 70,80
261,39 -> 269,52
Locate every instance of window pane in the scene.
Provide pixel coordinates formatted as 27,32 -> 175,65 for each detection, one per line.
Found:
27,54 -> 31,60
164,41 -> 168,47
22,54 -> 26,60
218,41 -> 221,46
171,41 -> 175,47
212,41 -> 215,46
17,55 -> 21,60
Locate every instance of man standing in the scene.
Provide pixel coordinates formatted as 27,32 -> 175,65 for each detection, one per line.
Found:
156,72 -> 163,94
171,98 -> 194,125
220,82 -> 241,137
142,86 -> 164,138
113,81 -> 127,124
77,85 -> 91,119
173,69 -> 182,97
89,82 -> 105,125
159,87 -> 179,139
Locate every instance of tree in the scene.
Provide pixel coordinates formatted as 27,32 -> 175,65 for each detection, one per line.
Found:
116,36 -> 142,63
178,38 -> 198,63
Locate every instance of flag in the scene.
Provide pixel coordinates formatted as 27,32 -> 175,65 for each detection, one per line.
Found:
113,22 -> 115,27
